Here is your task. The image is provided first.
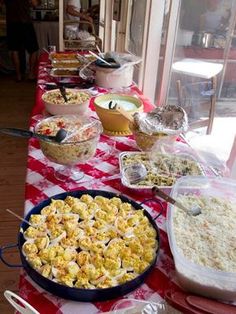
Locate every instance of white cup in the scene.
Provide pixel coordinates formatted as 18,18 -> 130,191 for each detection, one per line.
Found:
48,45 -> 56,53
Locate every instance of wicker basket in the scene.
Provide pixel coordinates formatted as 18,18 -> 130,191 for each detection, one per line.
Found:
63,20 -> 102,51
130,124 -> 170,151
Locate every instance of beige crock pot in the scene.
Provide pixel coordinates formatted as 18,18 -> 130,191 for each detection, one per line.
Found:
95,59 -> 134,89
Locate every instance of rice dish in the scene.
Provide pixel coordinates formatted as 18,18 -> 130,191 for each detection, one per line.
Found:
173,194 -> 236,272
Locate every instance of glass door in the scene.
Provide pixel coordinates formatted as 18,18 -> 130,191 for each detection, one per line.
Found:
156,0 -> 236,133
219,3 -> 236,100
115,0 -> 164,97
119,0 -> 149,87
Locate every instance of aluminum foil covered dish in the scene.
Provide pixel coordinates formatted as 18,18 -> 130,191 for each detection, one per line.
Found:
133,104 -> 188,135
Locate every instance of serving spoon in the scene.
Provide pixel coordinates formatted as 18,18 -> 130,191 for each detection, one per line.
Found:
0,127 -> 67,143
152,186 -> 202,216
58,85 -> 68,102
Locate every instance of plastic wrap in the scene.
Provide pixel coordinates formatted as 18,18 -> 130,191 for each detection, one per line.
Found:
183,134 -> 229,177
35,115 -> 102,165
109,298 -> 180,313
149,137 -> 229,177
104,52 -> 142,70
35,115 -> 101,143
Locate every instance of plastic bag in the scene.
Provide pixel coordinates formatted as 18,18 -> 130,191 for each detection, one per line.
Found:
104,52 -> 142,72
108,298 -> 180,313
148,137 -> 228,179
183,134 -> 230,177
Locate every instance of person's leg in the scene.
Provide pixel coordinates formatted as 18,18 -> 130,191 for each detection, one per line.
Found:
10,50 -> 22,81
23,23 -> 39,80
19,47 -> 26,79
28,50 -> 38,80
6,23 -> 23,81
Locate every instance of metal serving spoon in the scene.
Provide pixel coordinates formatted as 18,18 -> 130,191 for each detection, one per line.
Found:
152,186 -> 201,216
0,127 -> 67,143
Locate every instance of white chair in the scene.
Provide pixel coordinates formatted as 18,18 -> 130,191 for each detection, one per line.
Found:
173,58 -> 223,134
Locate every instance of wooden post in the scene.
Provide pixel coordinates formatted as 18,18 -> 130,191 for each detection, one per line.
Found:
207,75 -> 217,135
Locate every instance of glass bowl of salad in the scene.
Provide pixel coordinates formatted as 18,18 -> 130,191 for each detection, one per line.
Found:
35,115 -> 102,181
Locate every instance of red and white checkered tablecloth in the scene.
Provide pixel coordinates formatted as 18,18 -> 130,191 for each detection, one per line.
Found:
18,53 -> 183,314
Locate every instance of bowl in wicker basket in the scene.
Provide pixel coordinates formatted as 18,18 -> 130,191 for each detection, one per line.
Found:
130,124 -> 169,151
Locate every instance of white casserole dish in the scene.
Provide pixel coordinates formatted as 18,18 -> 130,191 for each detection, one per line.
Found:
42,89 -> 90,115
167,176 -> 236,301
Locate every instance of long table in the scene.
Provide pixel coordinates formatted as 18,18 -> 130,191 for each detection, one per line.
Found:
13,52 -> 235,314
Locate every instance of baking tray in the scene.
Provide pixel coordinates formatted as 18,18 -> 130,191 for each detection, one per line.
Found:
51,60 -> 83,68
49,52 -> 79,61
119,151 -> 205,189
50,68 -> 80,78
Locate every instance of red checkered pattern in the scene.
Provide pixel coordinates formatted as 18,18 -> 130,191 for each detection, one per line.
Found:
18,53 -> 185,313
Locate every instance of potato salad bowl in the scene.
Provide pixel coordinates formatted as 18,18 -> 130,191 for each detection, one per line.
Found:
35,115 -> 102,181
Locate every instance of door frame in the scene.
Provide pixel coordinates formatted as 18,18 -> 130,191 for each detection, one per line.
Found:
110,0 -> 169,104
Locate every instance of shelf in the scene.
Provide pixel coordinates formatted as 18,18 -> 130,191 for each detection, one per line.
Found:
32,7 -> 58,10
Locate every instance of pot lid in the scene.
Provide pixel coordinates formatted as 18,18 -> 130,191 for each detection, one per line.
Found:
95,58 -> 120,69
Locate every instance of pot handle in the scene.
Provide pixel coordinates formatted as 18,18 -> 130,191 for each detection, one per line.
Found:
140,198 -> 164,220
0,243 -> 23,267
4,290 -> 40,314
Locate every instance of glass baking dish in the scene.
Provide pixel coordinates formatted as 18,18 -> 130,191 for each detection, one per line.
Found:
49,52 -> 79,61
51,60 -> 82,68
167,176 -> 236,301
50,68 -> 79,77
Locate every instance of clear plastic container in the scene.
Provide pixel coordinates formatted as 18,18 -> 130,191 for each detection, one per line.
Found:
167,176 -> 236,301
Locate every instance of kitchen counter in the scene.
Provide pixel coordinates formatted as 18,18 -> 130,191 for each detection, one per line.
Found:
175,45 -> 236,60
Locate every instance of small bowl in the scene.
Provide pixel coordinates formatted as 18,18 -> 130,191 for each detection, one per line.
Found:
93,94 -> 143,136
35,115 -> 102,165
42,89 -> 91,115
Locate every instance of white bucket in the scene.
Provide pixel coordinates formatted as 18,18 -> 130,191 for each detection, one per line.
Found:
95,65 -> 134,89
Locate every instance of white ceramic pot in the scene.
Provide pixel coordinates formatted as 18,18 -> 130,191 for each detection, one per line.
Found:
95,65 -> 134,89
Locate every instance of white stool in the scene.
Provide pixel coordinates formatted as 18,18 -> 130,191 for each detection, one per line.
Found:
173,58 -> 223,134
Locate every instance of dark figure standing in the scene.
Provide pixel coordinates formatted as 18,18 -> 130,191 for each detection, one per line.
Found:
2,0 -> 39,81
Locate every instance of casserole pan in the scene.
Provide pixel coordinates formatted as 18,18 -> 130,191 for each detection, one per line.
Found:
0,189 -> 162,302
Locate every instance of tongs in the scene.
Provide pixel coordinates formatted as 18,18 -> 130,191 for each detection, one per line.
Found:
0,127 -> 67,143
152,186 -> 202,216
